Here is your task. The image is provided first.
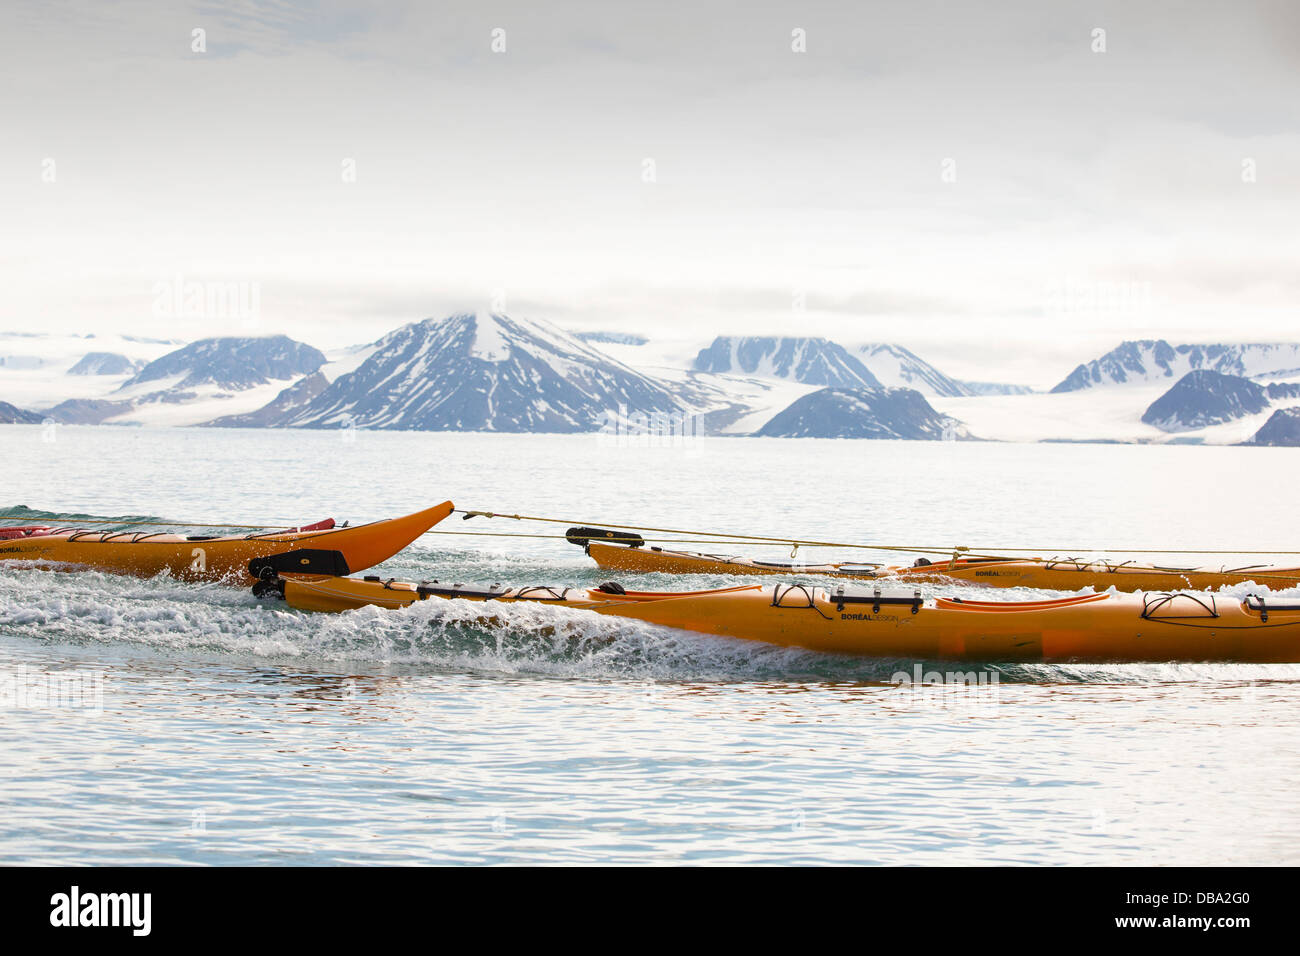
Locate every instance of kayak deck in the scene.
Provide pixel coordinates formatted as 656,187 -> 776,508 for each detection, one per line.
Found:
581,539 -> 1300,593
257,572 -> 1300,663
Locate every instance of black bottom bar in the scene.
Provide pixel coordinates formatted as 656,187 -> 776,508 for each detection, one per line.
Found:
1,866 -> 1280,942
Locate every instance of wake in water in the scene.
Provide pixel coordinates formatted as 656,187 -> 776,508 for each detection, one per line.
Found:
0,563 -> 852,681
3,560 -> 1300,686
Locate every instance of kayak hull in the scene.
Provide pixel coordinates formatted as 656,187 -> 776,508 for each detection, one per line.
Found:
270,574 -> 1300,663
0,502 -> 453,584
584,541 -> 1300,593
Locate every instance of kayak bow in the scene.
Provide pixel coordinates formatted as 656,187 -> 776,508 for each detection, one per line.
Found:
0,501 -> 454,584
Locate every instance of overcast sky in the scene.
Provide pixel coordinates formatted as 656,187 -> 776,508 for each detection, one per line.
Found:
3,0 -> 1298,386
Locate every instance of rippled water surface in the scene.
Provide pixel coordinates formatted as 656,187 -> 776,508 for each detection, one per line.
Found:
2,427 -> 1299,864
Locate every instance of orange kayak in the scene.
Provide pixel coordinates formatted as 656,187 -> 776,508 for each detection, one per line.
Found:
257,571 -> 1300,663
0,501 -> 453,584
580,539 -> 1300,593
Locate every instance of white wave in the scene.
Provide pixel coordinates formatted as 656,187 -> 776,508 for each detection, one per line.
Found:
5,557 -> 1300,685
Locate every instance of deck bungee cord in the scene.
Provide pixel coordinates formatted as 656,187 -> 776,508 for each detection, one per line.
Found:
0,514 -> 328,531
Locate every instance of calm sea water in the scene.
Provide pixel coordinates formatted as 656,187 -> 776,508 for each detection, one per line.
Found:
2,426 -> 1299,865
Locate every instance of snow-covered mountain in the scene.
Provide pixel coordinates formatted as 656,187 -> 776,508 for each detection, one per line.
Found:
1246,408 -> 1300,446
0,331 -> 181,414
1052,340 -> 1300,393
123,335 -> 325,391
692,337 -> 993,399
694,336 -> 881,388
855,344 -> 975,397
247,313 -> 685,432
570,339 -> 824,436
1141,370 -> 1300,432
41,398 -> 125,425
0,400 -> 42,424
68,352 -> 143,376
756,386 -> 969,440
6,320 -> 1299,445
39,335 -> 326,426
205,371 -> 331,428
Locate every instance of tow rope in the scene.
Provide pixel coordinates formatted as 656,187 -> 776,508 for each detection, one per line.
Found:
451,509 -> 1300,559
